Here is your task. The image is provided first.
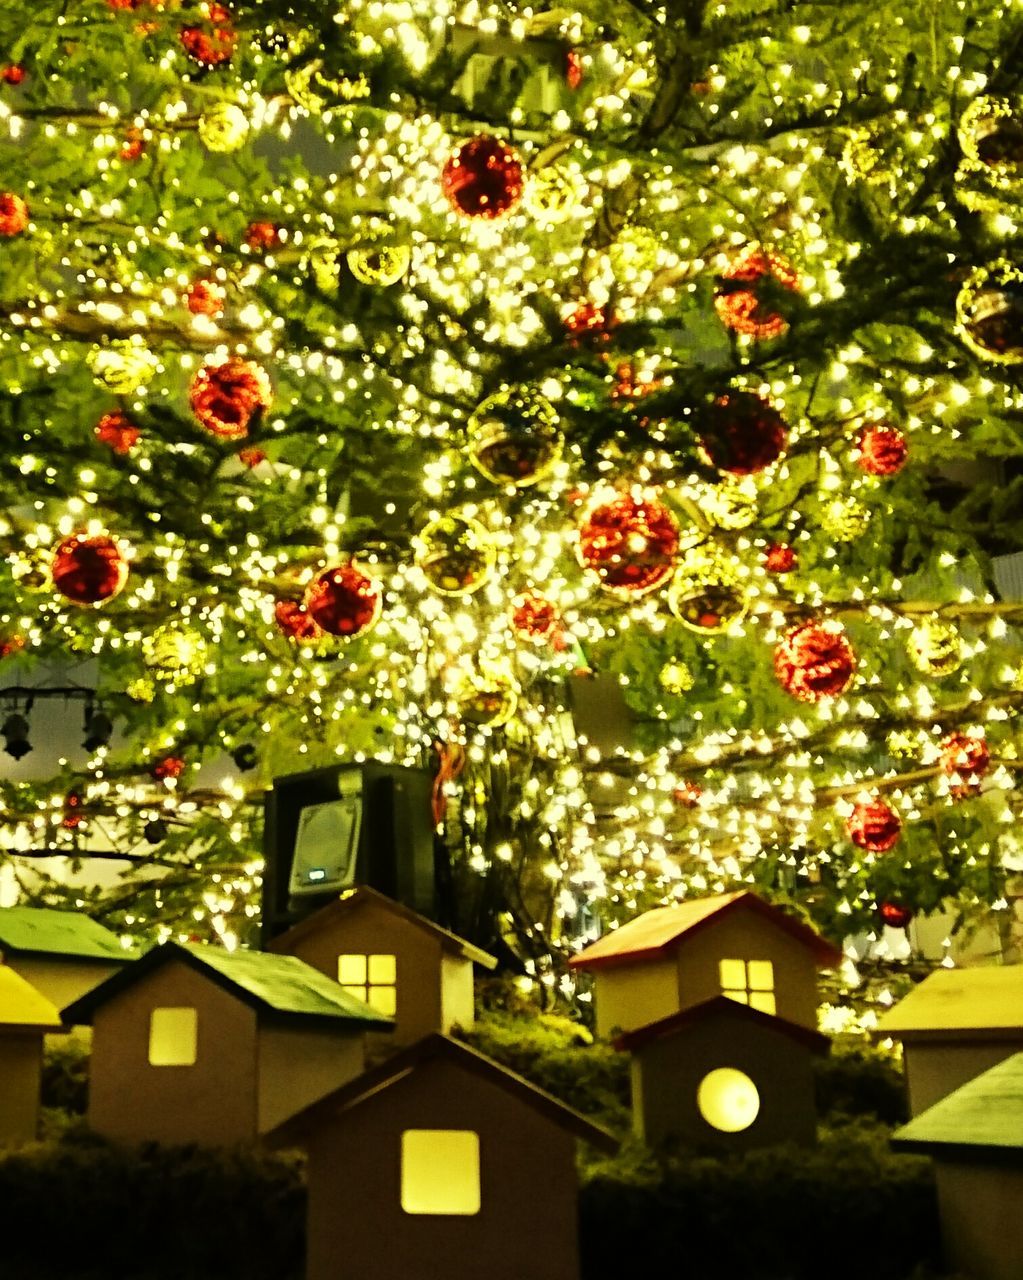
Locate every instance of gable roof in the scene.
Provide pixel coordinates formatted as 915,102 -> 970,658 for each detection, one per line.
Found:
878,966 -> 1023,1040
569,892 -> 842,971
0,965 -> 63,1032
0,906 -> 134,964
892,1053 -> 1023,1157
267,1033 -> 618,1154
613,995 -> 831,1055
267,886 -> 498,970
61,941 -> 393,1031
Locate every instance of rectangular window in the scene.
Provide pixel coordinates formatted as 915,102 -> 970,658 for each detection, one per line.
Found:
401,1130 -> 481,1215
719,959 -> 776,1015
338,953 -> 397,1016
148,1007 -> 198,1066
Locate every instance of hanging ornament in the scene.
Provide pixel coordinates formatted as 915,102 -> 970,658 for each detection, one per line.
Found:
184,279 -> 225,317
565,48 -> 584,90
659,660 -> 695,695
700,476 -> 759,530
714,244 -> 800,339
577,493 -> 680,597
87,340 -> 158,395
119,129 -> 146,162
774,620 -> 857,702
524,164 -> 584,225
764,542 -> 797,573
245,221 -> 283,252
0,192 -> 28,237
180,8 -> 237,66
669,550 -> 747,634
846,798 -> 902,852
857,424 -> 908,476
0,633 -> 25,659
607,226 -> 662,281
939,732 -> 990,795
956,261 -> 1023,365
510,591 -> 559,642
62,791 -> 85,831
126,678 -> 155,703
958,97 -> 1023,174
699,391 -> 788,476
0,66 -> 26,86
673,780 -> 703,808
95,411 -> 141,455
198,102 -> 249,152
907,619 -> 963,678
189,357 -> 272,439
611,361 -> 661,401
151,755 -> 186,782
307,237 -> 341,293
347,244 -> 411,287
274,599 -> 323,642
142,626 -> 208,681
840,124 -> 894,187
565,301 -> 615,345
304,562 -> 382,638
442,135 -> 524,220
467,386 -> 563,488
51,534 -> 129,605
821,496 -> 871,543
416,515 -> 496,597
878,901 -> 914,930
455,670 -> 518,728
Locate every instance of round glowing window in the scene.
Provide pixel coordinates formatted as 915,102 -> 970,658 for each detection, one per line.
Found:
696,1067 -> 760,1133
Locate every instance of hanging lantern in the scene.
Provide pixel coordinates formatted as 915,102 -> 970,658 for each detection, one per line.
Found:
467,386 -> 563,488
577,493 -> 680,597
442,135 -> 524,220
956,261 -> 1023,365
699,391 -> 788,476
304,562 -> 382,638
416,515 -> 496,597
774,620 -> 857,702
51,534 -> 129,605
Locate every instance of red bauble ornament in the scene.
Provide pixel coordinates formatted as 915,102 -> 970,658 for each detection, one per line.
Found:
238,446 -> 267,469
578,494 -> 680,596
0,633 -> 25,658
274,600 -> 323,642
119,128 -> 146,162
0,193 -> 28,237
189,357 -> 271,439
151,756 -> 186,781
179,13 -> 237,66
764,542 -> 797,573
565,50 -> 584,90
184,279 -> 225,317
714,244 -> 800,339
565,302 -> 615,344
304,562 -> 382,638
95,411 -> 141,455
510,591 -> 559,641
442,135 -> 524,220
940,733 -> 990,797
846,798 -> 902,852
62,791 -> 84,831
878,900 -> 914,929
1,65 -> 26,85
700,391 -> 788,475
774,620 -> 856,702
244,221 -> 283,251
51,534 -> 129,605
858,424 -> 908,476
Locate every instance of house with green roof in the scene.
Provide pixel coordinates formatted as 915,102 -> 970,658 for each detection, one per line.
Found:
63,940 -> 392,1147
892,1052 -> 1023,1280
0,905 -> 135,1010
0,965 -> 63,1146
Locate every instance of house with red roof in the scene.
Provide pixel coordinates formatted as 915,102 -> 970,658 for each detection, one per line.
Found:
570,890 -> 842,1039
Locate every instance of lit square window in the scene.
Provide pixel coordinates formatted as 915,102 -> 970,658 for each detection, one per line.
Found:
338,954 -> 367,985
401,1130 -> 481,1215
148,1007 -> 198,1067
719,959 -> 776,1015
338,953 -> 397,1016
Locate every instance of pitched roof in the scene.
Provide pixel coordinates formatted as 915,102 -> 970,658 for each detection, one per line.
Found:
613,995 -> 831,1055
267,886 -> 498,970
878,966 -> 1023,1040
0,906 -> 134,963
61,941 -> 393,1030
892,1053 -> 1023,1156
267,1033 -> 618,1154
569,891 -> 842,971
0,965 -> 63,1032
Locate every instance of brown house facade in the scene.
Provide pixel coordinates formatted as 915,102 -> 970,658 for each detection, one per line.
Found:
268,887 -> 497,1050
570,891 -> 842,1039
63,941 -> 391,1146
0,965 -> 63,1145
269,1034 -> 616,1280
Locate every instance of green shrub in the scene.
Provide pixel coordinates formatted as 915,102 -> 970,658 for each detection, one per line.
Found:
814,1040 -> 909,1125
41,1037 -> 90,1115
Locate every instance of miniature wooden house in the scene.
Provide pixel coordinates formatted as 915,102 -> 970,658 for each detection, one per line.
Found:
570,891 -> 842,1039
269,1034 -> 617,1280
268,887 -> 497,1050
615,995 -> 828,1151
0,965 -> 63,1145
877,965 -> 1023,1115
62,941 -> 392,1147
892,1053 -> 1023,1280
0,906 -> 134,1009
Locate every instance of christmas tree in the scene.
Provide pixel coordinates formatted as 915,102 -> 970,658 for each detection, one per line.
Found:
1,0 -> 1021,984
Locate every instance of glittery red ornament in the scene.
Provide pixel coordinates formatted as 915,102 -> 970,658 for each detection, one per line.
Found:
611,362 -> 660,401
0,633 -> 25,658
189,357 -> 271,440
95,411 -> 141,455
304,562 -> 382,638
700,392 -> 788,475
184,279 -> 225,317
51,534 -> 129,605
0,193 -> 28,237
577,494 -> 680,596
151,756 -> 186,781
62,791 -> 84,831
274,599 -> 323,642
442,135 -> 524,220
878,900 -> 914,929
1,65 -> 26,85
940,733 -> 990,797
846,798 -> 902,851
714,245 -> 800,339
857,424 -> 908,476
764,542 -> 797,573
244,221 -> 283,251
238,446 -> 267,468
119,128 -> 146,162
565,302 -> 615,344
180,12 -> 237,66
565,49 -> 584,90
510,591 -> 559,641
774,620 -> 856,702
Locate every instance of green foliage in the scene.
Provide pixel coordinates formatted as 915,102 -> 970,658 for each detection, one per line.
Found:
40,1038 -> 91,1116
